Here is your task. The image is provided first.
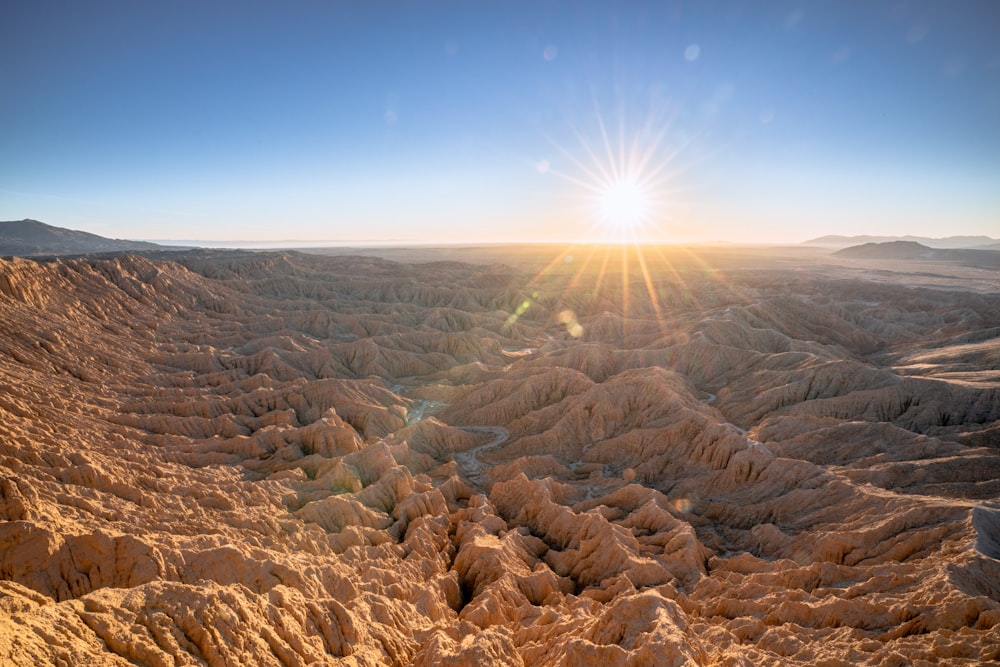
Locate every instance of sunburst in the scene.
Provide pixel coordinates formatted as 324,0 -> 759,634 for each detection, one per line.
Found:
507,101 -> 720,338
538,99 -> 684,245
596,176 -> 651,241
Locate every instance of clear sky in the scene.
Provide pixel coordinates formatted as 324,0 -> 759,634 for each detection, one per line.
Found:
1,1 -> 998,245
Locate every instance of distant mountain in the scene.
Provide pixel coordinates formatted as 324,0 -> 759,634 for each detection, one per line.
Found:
804,234 -> 998,249
835,240 -> 1000,269
835,241 -> 934,259
0,219 -> 163,257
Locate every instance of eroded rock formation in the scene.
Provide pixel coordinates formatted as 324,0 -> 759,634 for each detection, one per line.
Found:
1,247 -> 998,665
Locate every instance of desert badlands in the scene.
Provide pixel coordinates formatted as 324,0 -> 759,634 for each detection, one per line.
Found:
0,243 -> 998,665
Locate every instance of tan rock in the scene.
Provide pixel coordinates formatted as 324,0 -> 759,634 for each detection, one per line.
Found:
2,249 -> 999,666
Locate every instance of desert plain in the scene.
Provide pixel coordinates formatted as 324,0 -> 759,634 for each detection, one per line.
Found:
1,243 -> 998,665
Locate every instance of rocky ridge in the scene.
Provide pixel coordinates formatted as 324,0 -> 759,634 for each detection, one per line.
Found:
1,247 -> 998,665
0,219 -> 164,257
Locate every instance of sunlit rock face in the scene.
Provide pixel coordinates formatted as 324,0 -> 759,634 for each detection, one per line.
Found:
1,247 -> 998,666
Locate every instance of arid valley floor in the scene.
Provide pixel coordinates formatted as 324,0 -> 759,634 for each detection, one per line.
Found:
1,244 -> 998,665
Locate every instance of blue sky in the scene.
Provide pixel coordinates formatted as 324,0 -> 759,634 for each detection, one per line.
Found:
1,1 -> 998,244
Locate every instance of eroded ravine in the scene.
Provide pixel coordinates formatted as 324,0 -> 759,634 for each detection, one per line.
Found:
1,250 -> 998,666
452,425 -> 510,488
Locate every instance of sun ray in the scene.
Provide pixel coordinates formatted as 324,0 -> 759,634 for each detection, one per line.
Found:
620,242 -> 630,319
594,245 -> 613,296
508,95 -> 711,340
594,102 -> 622,184
525,244 -> 581,291
634,243 -> 666,330
545,168 -> 606,195
631,126 -> 671,182
643,244 -> 694,299
616,103 -> 627,183
570,123 -> 619,186
546,130 -> 615,192
565,243 -> 604,292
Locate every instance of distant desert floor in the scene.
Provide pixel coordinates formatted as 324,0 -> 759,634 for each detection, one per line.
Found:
1,244 -> 999,666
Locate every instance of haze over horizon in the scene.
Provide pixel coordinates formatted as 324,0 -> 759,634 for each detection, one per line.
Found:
2,1 -> 998,245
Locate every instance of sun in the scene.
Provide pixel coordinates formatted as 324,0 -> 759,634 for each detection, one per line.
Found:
534,98 -> 688,246
518,100 -> 695,331
597,177 -> 650,240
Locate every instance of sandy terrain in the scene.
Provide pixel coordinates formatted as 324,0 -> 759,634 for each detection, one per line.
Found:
1,245 -> 998,665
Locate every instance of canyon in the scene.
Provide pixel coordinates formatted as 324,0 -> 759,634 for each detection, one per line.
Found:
1,244 -> 998,665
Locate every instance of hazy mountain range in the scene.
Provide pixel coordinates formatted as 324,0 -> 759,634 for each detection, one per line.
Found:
832,240 -> 1000,269
3,219 -> 1000,258
804,234 -> 1000,249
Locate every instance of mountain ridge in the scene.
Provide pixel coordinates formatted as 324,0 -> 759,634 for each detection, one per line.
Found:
0,219 -> 164,257
804,233 -> 999,249
834,240 -> 1000,268
834,240 -> 934,259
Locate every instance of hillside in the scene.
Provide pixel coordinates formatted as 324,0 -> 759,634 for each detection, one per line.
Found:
835,240 -> 1000,269
835,240 -> 934,259
0,219 -> 163,256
